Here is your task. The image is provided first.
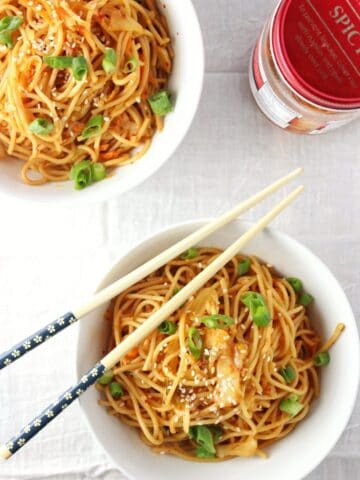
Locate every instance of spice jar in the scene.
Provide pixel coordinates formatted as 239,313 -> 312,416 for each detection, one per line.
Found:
249,0 -> 360,134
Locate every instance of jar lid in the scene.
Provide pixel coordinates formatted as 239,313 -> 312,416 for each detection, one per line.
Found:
271,0 -> 360,109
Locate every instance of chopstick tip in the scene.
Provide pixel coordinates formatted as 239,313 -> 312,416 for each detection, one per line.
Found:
293,166 -> 304,176
294,184 -> 305,195
0,445 -> 11,460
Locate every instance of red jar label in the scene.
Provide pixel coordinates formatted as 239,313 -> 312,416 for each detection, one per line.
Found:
272,0 -> 360,108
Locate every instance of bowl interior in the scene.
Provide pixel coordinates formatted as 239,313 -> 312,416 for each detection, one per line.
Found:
77,220 -> 359,480
0,0 -> 204,205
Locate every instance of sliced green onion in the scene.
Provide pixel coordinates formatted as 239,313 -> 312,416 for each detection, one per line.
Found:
196,446 -> 215,458
0,16 -> 23,47
188,426 -> 216,456
188,327 -> 202,360
280,394 -> 303,417
44,55 -> 88,80
188,425 -> 199,440
123,56 -> 138,74
69,160 -> 106,190
70,160 -> 92,190
241,292 -> 270,327
98,370 -> 114,385
91,163 -> 106,182
148,89 -> 173,116
0,16 -> 23,32
158,320 -> 177,335
299,293 -> 314,306
180,247 -> 198,260
109,381 -> 124,399
201,314 -> 234,329
72,56 -> 88,81
69,160 -> 91,180
287,277 -> 303,293
44,56 -> 74,69
314,351 -> 330,367
0,31 -> 13,47
29,118 -> 54,135
76,171 -> 91,190
102,47 -> 117,74
253,305 -> 270,326
189,425 -> 221,458
279,365 -> 296,384
81,115 -> 104,139
238,258 -> 250,276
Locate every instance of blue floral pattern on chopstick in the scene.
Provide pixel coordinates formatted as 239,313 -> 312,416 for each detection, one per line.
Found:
4,362 -> 106,456
0,312 -> 77,370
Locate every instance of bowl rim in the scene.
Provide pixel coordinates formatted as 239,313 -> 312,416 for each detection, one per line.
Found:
76,218 -> 360,480
0,0 -> 205,206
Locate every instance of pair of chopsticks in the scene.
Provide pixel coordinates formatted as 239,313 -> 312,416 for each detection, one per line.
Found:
0,168 -> 303,460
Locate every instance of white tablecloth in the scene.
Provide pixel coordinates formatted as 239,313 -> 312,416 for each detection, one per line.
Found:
0,1 -> 359,479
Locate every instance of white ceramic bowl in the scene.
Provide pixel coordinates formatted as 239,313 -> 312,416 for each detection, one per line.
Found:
77,220 -> 360,480
0,0 -> 204,205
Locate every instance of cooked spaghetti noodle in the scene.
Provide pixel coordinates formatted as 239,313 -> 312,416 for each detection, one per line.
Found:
0,0 -> 173,185
98,248 -> 344,460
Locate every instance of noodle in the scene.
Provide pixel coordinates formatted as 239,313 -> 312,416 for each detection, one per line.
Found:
0,0 -> 173,184
98,248 -> 343,461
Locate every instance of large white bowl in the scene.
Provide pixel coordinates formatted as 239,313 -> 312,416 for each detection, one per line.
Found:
0,0 -> 204,205
77,220 -> 360,480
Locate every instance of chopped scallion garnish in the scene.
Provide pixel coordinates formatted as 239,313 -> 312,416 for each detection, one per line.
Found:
70,160 -> 92,190
188,327 -> 202,360
241,292 -> 270,327
180,247 -> 198,260
81,115 -> 104,139
286,278 -> 313,307
72,56 -> 88,80
189,425 -> 216,457
299,293 -> 314,306
314,351 -> 330,367
44,56 -> 74,69
109,381 -> 124,399
0,31 -> 12,47
280,394 -> 303,417
102,47 -> 117,74
97,370 -> 114,385
44,55 -> 88,81
0,16 -> 23,47
91,162 -> 106,182
29,118 -> 54,135
238,257 -> 250,276
70,160 -> 106,190
148,90 -> 173,116
287,277 -> 303,293
279,365 -> 296,384
201,314 -> 234,329
0,16 -> 24,31
196,446 -> 215,458
158,320 -> 177,335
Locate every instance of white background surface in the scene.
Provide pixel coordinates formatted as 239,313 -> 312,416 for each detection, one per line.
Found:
0,0 -> 359,479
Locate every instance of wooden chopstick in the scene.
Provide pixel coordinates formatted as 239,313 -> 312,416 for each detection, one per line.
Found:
0,184 -> 303,460
0,168 -> 302,372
